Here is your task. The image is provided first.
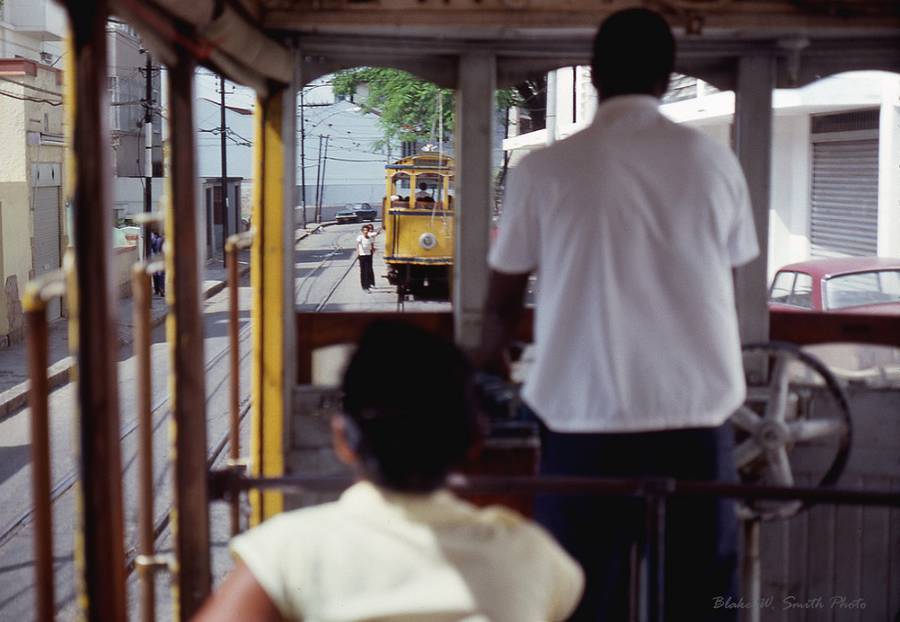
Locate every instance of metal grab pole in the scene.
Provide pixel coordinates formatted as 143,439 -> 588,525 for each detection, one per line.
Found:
131,252 -> 166,622
743,519 -> 762,622
225,231 -> 253,536
23,270 -> 67,622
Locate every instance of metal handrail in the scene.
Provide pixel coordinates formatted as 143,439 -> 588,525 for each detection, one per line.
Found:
207,471 -> 900,622
23,268 -> 69,622
225,230 -> 254,536
131,256 -> 167,622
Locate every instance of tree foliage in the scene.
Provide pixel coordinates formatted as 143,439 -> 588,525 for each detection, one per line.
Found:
332,68 -> 526,146
332,68 -> 454,145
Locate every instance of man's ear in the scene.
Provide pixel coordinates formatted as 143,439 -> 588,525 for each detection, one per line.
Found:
331,416 -> 358,467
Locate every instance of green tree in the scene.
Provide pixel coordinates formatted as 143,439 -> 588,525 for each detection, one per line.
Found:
332,68 -> 454,146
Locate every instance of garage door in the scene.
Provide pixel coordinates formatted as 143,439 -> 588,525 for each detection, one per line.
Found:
33,186 -> 61,319
809,111 -> 879,259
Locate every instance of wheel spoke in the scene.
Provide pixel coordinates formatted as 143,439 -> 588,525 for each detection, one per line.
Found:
789,419 -> 847,442
765,446 -> 794,486
734,439 -> 763,468
731,406 -> 762,433
765,352 -> 791,422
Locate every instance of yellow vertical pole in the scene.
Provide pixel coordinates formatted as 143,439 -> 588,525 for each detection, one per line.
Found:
250,84 -> 296,525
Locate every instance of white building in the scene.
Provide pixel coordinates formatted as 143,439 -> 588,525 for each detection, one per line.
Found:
505,67 -> 900,280
0,0 -> 66,340
107,21 -> 164,222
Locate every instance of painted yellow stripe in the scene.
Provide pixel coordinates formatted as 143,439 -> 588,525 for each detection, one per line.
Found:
250,90 -> 288,525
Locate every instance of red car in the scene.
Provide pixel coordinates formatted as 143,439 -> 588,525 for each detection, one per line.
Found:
768,257 -> 900,315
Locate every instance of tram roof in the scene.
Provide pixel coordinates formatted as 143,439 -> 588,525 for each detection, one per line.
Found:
113,0 -> 900,93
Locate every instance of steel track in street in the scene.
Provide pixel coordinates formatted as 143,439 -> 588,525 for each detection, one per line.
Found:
0,321 -> 253,550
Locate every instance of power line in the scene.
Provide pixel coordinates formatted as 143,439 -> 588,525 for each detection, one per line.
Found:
0,89 -> 62,106
0,77 -> 63,97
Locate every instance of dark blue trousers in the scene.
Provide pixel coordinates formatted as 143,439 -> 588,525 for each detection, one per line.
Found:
532,413 -> 739,622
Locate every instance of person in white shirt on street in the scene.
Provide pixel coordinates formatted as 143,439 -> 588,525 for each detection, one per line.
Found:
356,224 -> 377,291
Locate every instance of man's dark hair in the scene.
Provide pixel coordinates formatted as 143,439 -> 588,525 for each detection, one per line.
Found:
591,8 -> 675,98
341,321 -> 479,492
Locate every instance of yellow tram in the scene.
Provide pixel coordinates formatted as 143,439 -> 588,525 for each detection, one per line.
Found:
382,154 -> 455,296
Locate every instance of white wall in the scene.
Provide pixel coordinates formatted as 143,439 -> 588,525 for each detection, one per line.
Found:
878,78 -> 900,258
512,69 -> 900,282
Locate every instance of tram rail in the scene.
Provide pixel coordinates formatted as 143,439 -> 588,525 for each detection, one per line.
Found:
0,323 -> 254,551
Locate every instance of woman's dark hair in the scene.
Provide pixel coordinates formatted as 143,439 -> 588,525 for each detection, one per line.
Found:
341,321 -> 479,492
591,8 -> 675,98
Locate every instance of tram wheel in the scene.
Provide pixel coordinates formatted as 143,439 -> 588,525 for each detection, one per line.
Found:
731,342 -> 852,521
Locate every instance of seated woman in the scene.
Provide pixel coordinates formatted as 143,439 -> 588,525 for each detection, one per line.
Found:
194,321 -> 583,622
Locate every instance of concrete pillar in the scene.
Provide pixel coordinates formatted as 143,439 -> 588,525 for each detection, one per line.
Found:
454,52 -> 496,350
733,54 -> 775,345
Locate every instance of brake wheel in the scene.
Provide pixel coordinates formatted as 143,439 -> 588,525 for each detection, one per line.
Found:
731,342 -> 852,520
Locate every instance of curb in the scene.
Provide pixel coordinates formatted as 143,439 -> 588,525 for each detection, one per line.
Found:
0,263 -> 251,422
0,225 -> 330,421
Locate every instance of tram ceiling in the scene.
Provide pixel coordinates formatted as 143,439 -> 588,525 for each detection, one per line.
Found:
111,0 -> 900,91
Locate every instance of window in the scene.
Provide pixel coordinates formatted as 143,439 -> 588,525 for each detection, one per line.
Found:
769,272 -> 796,304
824,270 -> 900,310
788,273 -> 813,308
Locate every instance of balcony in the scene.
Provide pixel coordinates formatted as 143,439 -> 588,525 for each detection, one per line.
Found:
5,0 -> 67,42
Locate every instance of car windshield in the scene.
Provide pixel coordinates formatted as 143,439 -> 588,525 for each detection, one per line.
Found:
824,270 -> 900,309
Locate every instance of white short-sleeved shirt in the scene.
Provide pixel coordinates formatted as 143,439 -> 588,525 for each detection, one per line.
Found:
231,481 -> 584,622
357,234 -> 374,256
489,95 -> 759,433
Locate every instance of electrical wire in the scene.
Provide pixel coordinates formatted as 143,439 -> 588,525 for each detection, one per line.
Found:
0,89 -> 62,106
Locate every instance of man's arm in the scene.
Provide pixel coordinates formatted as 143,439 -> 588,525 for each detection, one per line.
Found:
476,269 -> 530,378
192,561 -> 286,622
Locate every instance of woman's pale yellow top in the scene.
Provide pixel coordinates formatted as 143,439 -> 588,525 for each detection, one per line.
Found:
231,481 -> 584,622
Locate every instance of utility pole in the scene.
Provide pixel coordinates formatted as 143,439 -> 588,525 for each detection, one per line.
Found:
142,51 -> 153,259
219,75 -> 229,265
299,86 -> 307,228
318,135 -> 330,223
314,135 -> 323,224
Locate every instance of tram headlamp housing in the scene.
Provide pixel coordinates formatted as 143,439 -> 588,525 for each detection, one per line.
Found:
419,232 -> 437,250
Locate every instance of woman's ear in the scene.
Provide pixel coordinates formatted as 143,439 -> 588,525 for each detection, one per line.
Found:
331,416 -> 358,467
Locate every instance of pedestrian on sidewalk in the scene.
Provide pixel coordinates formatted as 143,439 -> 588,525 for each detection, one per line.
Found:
356,224 -> 376,292
150,229 -> 166,296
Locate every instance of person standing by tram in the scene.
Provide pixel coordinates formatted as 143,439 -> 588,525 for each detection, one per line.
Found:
357,223 -> 377,292
479,8 -> 758,621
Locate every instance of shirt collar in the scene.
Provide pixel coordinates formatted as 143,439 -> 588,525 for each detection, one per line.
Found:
339,480 -> 476,525
591,94 -> 661,129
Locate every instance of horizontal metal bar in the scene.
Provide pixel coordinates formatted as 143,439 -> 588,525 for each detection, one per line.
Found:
225,229 -> 255,253
23,269 -> 67,310
132,258 -> 166,277
211,473 -> 900,508
132,211 -> 165,225
133,554 -> 172,573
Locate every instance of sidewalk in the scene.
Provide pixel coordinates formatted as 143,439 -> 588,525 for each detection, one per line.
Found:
0,252 -> 250,421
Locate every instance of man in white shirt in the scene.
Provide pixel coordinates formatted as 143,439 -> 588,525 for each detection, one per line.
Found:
356,224 -> 376,291
479,9 -> 758,621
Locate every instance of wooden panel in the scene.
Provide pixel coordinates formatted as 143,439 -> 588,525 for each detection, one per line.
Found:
758,386 -> 900,621
770,310 -> 900,348
295,312 -> 455,384
294,310 -> 535,383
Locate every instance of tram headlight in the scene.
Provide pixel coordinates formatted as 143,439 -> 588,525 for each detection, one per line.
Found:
419,232 -> 437,250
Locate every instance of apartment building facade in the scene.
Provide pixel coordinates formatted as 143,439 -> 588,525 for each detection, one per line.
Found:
0,0 -> 66,343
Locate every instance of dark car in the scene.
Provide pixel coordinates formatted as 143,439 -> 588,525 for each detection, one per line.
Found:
335,203 -> 377,224
768,256 -> 900,315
